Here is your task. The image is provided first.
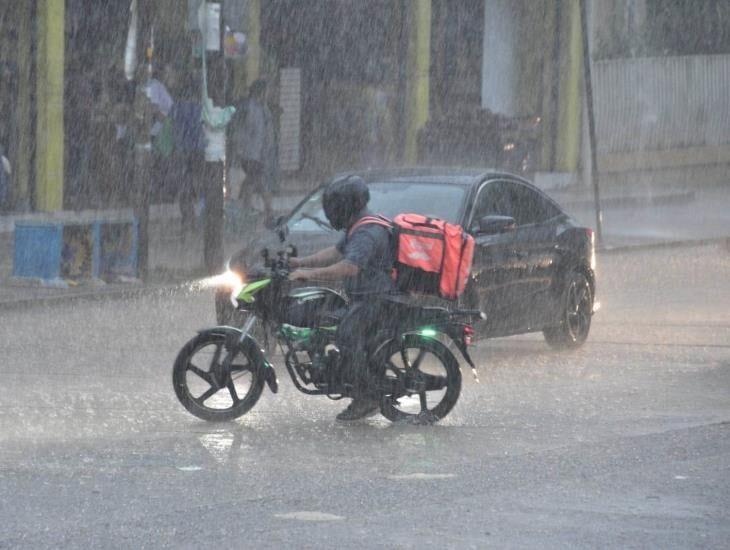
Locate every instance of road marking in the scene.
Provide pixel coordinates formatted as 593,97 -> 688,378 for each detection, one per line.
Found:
275,511 -> 344,521
177,466 -> 203,471
387,473 -> 456,480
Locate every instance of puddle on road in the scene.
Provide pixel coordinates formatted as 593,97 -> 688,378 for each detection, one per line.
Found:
275,511 -> 345,521
387,473 -> 457,480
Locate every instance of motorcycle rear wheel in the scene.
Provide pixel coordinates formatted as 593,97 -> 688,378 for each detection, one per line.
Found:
173,330 -> 265,422
376,335 -> 461,424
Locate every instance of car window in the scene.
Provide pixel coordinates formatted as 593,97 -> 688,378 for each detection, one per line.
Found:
471,181 -> 511,229
507,183 -> 561,226
472,180 -> 560,228
472,181 -> 508,223
287,182 -> 466,232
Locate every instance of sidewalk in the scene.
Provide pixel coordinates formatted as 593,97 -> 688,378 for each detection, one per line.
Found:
2,181 -> 729,308
548,185 -> 730,249
0,192 -> 307,309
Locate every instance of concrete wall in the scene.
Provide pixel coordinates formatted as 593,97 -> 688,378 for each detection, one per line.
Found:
594,54 -> 730,155
593,54 -> 730,183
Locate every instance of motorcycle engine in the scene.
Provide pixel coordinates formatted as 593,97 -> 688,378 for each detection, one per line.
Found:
308,352 -> 328,385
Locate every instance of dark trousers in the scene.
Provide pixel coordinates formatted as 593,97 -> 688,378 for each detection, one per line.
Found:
238,159 -> 264,195
335,297 -> 409,399
170,151 -> 204,233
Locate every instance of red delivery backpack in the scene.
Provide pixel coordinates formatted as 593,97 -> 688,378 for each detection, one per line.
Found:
349,214 -> 475,300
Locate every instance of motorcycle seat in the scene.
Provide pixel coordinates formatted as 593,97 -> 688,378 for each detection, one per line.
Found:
400,305 -> 450,326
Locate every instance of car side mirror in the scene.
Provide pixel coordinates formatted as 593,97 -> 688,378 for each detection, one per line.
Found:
477,215 -> 516,235
273,215 -> 287,242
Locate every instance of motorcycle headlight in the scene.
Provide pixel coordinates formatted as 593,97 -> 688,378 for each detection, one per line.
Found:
198,268 -> 243,290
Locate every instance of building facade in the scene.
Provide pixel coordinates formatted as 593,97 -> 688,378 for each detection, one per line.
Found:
1,0 -> 727,214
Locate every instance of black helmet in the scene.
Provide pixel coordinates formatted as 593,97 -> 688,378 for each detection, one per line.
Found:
322,176 -> 370,230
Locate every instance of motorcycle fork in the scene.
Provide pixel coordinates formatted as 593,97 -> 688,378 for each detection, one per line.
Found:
213,316 -> 258,387
238,315 -> 257,342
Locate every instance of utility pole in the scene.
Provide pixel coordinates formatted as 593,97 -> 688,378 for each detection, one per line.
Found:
201,1 -> 226,276
203,144 -> 225,275
131,0 -> 154,280
579,0 -> 603,247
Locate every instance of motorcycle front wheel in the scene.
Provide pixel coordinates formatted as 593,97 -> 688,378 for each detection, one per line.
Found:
173,330 -> 265,422
376,335 -> 462,424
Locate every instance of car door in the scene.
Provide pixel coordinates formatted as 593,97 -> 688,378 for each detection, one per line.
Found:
500,180 -> 563,329
466,180 -> 524,335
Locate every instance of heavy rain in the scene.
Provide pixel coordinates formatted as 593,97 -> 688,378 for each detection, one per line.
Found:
0,1 -> 729,548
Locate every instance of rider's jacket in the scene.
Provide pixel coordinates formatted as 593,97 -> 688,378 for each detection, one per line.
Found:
336,209 -> 395,301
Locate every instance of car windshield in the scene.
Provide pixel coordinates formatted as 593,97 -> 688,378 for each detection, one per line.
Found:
287,181 -> 466,232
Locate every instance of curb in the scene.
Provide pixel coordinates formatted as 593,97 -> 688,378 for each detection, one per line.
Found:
0,282 -> 194,312
2,236 -> 728,311
599,236 -> 730,254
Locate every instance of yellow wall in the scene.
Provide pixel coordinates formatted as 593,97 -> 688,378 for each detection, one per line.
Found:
243,0 -> 261,94
405,0 -> 431,163
35,0 -> 65,212
555,0 -> 582,172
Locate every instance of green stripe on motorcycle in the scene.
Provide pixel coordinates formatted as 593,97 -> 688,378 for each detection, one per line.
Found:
237,278 -> 272,303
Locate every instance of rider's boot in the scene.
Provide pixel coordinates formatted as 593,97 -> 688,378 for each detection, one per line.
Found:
336,398 -> 379,422
334,348 -> 379,421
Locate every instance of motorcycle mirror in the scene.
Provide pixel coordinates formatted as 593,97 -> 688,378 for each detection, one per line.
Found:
273,215 -> 287,242
286,245 -> 298,257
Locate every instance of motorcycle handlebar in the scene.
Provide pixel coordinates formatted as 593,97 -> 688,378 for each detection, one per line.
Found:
261,246 -> 298,279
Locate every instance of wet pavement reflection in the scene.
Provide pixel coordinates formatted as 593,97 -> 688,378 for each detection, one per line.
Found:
1,244 -> 729,547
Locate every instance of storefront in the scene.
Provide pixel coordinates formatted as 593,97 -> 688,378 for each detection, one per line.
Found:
261,0 -> 407,179
424,0 -> 548,173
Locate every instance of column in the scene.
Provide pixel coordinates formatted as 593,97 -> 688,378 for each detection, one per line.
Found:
540,0 -> 560,171
555,0 -> 582,173
245,0 -> 260,88
35,0 -> 65,212
481,0 -> 520,116
404,0 -> 431,163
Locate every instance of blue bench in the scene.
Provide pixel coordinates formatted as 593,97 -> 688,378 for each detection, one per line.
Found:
13,218 -> 139,282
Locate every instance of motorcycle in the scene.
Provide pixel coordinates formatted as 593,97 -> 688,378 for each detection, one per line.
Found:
173,247 -> 484,424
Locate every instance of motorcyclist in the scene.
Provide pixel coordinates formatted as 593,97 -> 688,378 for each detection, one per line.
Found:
288,175 -> 400,421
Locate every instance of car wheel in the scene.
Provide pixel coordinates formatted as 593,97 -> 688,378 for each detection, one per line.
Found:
543,270 -> 592,350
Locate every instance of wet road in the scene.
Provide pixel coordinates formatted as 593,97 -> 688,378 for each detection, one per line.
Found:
1,245 -> 729,549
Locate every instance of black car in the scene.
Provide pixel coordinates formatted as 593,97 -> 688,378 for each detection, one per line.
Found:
220,168 -> 596,349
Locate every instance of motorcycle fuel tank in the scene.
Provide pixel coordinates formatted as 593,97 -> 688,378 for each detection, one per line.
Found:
283,287 -> 347,328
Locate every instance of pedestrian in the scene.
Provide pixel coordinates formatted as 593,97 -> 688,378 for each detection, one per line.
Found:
168,71 -> 206,236
147,64 -> 176,203
0,145 -> 11,211
89,77 -> 120,207
0,62 -> 14,211
109,78 -> 135,207
66,64 -> 96,208
232,79 -> 277,226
